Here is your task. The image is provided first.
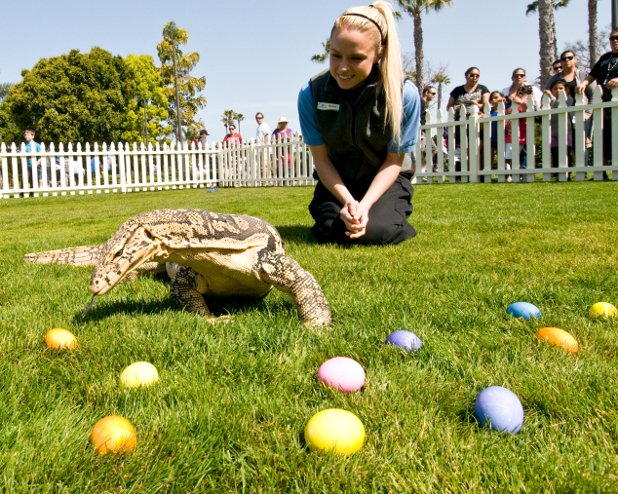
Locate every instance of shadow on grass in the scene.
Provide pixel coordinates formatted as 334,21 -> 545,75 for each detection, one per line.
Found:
75,293 -> 272,323
276,224 -> 316,245
276,223 -> 356,249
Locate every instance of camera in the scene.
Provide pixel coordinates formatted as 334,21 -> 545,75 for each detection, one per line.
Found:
518,85 -> 534,95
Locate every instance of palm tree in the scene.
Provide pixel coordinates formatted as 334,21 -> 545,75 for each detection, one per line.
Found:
588,0 -> 598,65
158,21 -> 207,143
536,0 -> 557,87
235,113 -> 244,135
221,110 -> 236,134
526,0 -> 570,60
311,39 -> 331,64
396,0 -> 454,91
430,70 -> 451,112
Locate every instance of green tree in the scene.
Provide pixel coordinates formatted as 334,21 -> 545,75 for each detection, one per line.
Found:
0,47 -> 127,143
396,0 -> 454,91
0,83 -> 16,141
122,54 -> 170,144
0,82 -> 12,102
157,21 -> 206,143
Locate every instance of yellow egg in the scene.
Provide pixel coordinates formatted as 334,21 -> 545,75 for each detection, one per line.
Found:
304,408 -> 365,455
536,327 -> 579,354
120,362 -> 159,388
589,302 -> 618,320
90,415 -> 137,455
44,328 -> 78,350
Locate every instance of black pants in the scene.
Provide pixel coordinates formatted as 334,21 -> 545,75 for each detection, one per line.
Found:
309,172 -> 416,245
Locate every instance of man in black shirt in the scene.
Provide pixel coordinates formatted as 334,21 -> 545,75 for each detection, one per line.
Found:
578,28 -> 618,170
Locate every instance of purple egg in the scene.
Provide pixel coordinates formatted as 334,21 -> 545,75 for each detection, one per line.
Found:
317,357 -> 366,393
506,302 -> 541,320
385,330 -> 422,352
474,386 -> 524,434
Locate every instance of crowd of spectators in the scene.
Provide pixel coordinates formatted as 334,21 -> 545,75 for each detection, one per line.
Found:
416,29 -> 618,181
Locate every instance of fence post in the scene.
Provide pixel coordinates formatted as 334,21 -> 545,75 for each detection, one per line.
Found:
572,92 -> 586,178
0,143 -> 7,198
118,142 -> 127,192
468,106 -> 479,183
603,88 -> 618,170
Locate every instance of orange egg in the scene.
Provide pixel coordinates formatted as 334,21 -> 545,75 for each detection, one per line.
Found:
536,327 -> 579,354
44,328 -> 78,350
90,415 -> 137,455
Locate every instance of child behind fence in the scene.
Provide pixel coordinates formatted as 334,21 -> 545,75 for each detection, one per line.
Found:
547,79 -> 574,179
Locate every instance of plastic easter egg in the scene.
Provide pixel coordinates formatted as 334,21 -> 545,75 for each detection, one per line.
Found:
304,408 -> 365,455
589,302 -> 617,320
506,302 -> 541,320
474,386 -> 524,434
120,362 -> 159,388
44,328 -> 78,350
536,327 -> 579,354
317,357 -> 365,393
90,415 -> 137,455
385,329 -> 422,352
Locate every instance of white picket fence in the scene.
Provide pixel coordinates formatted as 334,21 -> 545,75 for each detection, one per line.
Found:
1,87 -> 616,199
414,85 -> 617,183
0,136 -> 315,198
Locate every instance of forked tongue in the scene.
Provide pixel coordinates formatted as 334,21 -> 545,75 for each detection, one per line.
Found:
82,295 -> 97,319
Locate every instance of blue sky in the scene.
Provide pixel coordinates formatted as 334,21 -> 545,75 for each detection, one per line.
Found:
1,0 -> 612,142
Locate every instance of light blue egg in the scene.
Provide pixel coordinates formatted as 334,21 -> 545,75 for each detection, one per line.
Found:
506,301 -> 541,320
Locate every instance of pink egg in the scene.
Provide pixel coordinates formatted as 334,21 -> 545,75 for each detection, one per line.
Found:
317,357 -> 366,393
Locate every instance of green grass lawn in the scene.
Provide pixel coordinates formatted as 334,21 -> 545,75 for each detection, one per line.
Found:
0,183 -> 617,493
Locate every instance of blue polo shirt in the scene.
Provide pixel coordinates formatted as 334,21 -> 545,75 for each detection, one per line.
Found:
298,78 -> 420,154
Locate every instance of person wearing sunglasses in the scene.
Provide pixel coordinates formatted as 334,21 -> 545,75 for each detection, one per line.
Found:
255,112 -> 271,144
223,124 -> 243,147
446,67 -> 489,119
545,50 -> 593,167
551,61 -> 563,74
545,51 -> 590,101
446,67 -> 490,180
501,68 -> 543,111
501,69 -> 543,178
577,28 -> 618,172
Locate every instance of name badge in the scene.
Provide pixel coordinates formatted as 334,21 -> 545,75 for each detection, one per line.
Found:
317,102 -> 340,111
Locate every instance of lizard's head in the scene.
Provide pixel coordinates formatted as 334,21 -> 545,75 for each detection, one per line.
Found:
90,221 -> 158,295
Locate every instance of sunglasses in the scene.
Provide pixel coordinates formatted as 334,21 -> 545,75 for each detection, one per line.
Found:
560,56 -> 574,61
468,73 -> 480,78
610,35 -> 618,41
513,74 -> 526,78
552,66 -> 562,71
428,91 -> 437,95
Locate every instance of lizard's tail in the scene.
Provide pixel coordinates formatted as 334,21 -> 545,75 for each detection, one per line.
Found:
23,245 -> 103,267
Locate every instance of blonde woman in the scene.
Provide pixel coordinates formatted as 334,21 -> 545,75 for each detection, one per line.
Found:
298,1 -> 420,245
